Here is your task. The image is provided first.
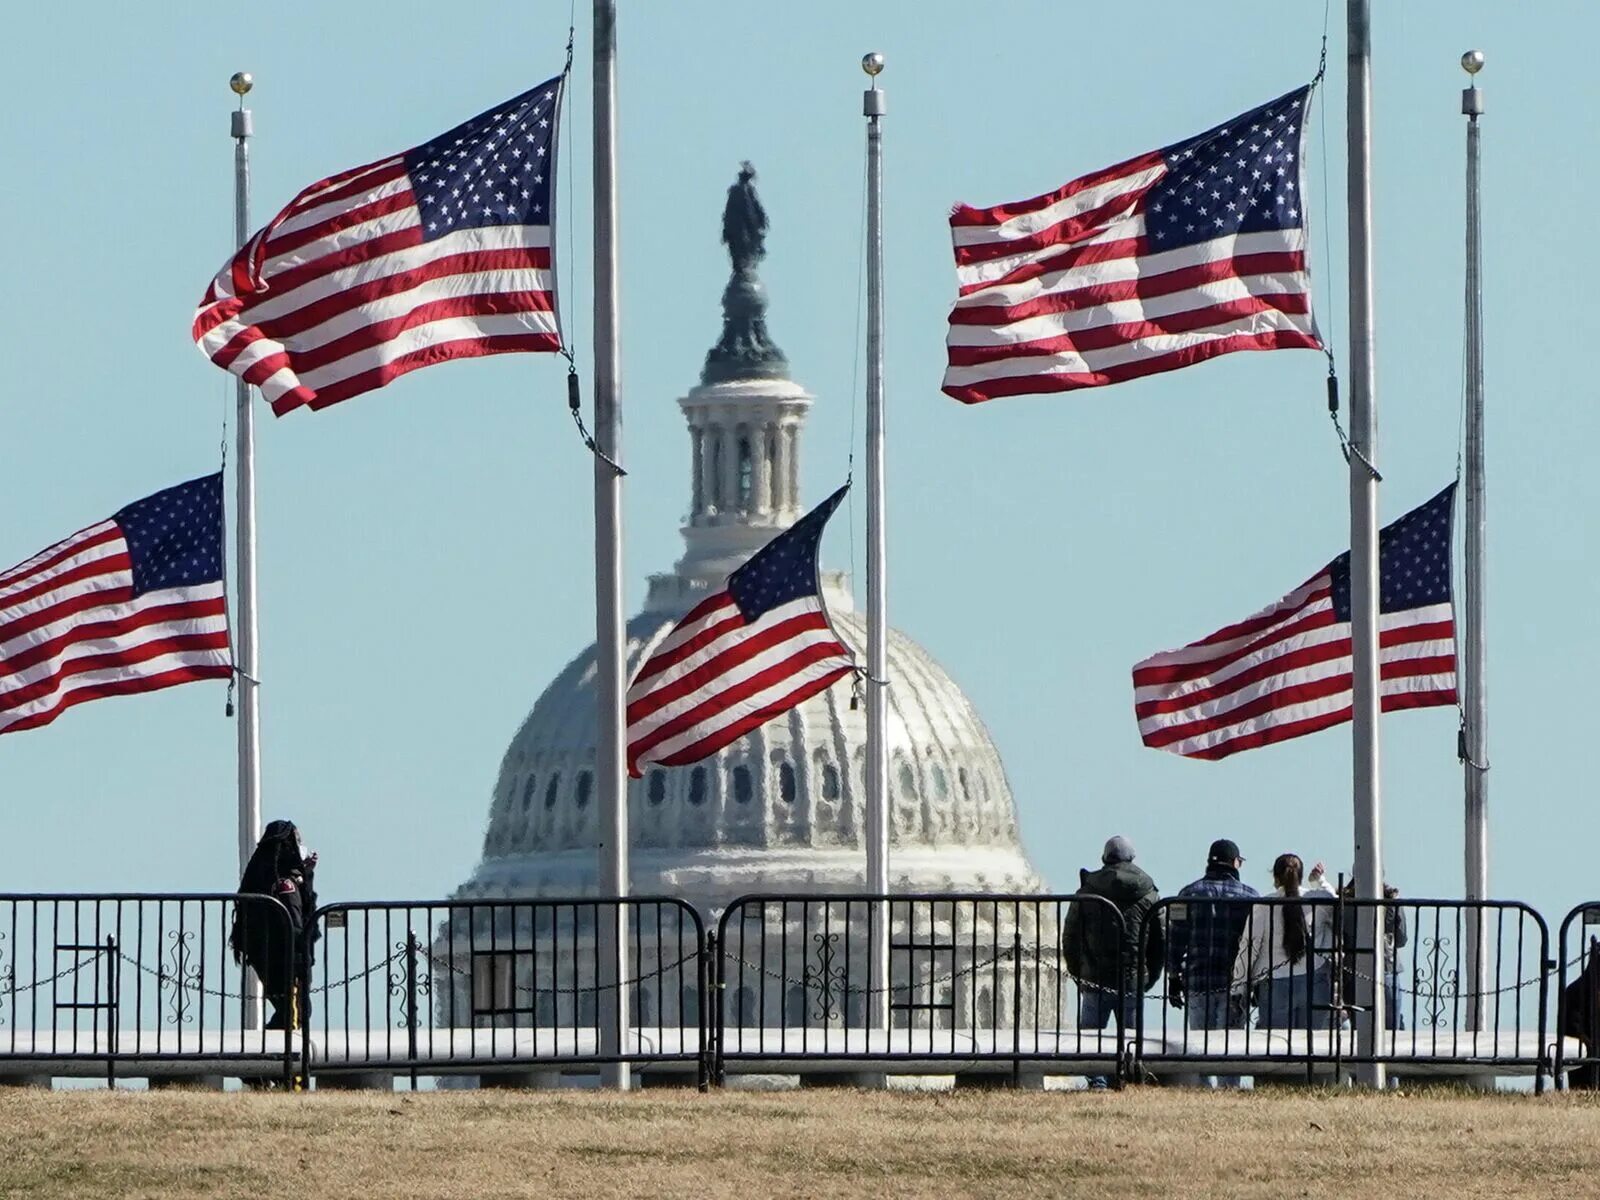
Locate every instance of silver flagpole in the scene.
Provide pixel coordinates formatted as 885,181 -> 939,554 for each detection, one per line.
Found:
1346,0 -> 1387,1087
1460,49 -> 1489,1030
861,52 -> 891,1043
229,71 -> 264,1030
592,0 -> 631,1091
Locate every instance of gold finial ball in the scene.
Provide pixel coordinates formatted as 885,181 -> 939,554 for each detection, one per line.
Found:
861,52 -> 885,77
1461,50 -> 1484,75
230,72 -> 254,96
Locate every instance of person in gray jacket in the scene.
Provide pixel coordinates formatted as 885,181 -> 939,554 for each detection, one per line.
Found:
1062,836 -> 1164,1085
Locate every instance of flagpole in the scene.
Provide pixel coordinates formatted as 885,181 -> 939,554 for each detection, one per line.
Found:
228,71 -> 264,1030
1346,0 -> 1387,1087
1460,49 -> 1489,1029
229,74 -> 262,885
592,0 -> 631,1091
861,53 -> 891,1042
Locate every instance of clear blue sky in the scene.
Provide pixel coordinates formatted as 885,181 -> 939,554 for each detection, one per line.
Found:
2,3 -> 1594,929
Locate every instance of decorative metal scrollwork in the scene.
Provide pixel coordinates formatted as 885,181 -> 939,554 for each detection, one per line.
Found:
162,931 -> 203,1026
388,936 -> 432,1029
802,931 -> 846,1023
1413,935 -> 1460,1029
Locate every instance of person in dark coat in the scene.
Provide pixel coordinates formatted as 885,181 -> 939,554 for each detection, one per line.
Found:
1062,836 -> 1163,1087
1165,838 -> 1259,1088
231,820 -> 319,1030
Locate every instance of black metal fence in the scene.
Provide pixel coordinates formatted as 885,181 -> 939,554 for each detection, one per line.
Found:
1554,902 -> 1600,1089
0,891 -> 1575,1089
712,894 -> 1128,1081
1137,895 -> 1551,1090
0,894 -> 295,1084
305,898 -> 708,1085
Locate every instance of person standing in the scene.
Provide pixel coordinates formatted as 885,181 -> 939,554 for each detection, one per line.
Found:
1062,835 -> 1164,1088
1165,838 -> 1258,1087
231,820 -> 320,1030
1231,855 -> 1336,1029
1340,875 -> 1408,1032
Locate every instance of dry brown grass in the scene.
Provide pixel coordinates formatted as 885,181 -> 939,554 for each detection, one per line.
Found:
1,1085 -> 1597,1199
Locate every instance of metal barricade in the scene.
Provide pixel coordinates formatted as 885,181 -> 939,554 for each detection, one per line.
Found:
1554,902 -> 1600,1090
0,894 -> 295,1085
711,893 -> 1130,1083
306,898 -> 707,1086
1137,896 -> 1550,1090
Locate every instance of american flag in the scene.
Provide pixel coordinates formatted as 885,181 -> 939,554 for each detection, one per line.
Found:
193,75 -> 565,417
943,87 -> 1321,403
626,486 -> 856,776
1133,485 -> 1457,760
0,474 -> 232,736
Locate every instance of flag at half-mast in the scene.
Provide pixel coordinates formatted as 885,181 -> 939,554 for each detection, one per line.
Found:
1132,485 -> 1458,761
193,74 -> 566,416
944,86 -> 1321,403
0,474 -> 232,736
626,486 -> 857,777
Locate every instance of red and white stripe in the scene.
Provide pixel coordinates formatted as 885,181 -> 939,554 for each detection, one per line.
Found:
1131,573 -> 1456,760
626,593 -> 854,776
192,154 -> 558,417
0,522 -> 231,736
943,151 -> 1318,402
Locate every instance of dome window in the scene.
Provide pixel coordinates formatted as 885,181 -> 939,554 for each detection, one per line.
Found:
521,775 -> 538,812
931,764 -> 949,799
543,774 -> 561,810
821,762 -> 840,802
575,771 -> 593,809
689,767 -> 708,806
647,770 -> 667,806
958,767 -> 972,804
733,765 -> 753,805
898,762 -> 916,801
778,759 -> 796,805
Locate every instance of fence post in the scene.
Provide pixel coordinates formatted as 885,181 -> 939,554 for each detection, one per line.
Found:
105,934 -> 118,1087
707,934 -> 720,1094
404,929 -> 421,1082
1010,926 -> 1022,1089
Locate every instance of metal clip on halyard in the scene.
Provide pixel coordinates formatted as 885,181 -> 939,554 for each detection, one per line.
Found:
565,361 -> 626,477
1458,722 -> 1489,773
1326,363 -> 1381,482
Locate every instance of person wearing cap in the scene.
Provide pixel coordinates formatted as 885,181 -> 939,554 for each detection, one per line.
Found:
1062,836 -> 1164,1088
1163,838 -> 1258,1087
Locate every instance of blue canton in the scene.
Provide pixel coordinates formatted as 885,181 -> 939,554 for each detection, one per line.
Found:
114,474 -> 225,597
405,75 -> 561,242
1328,484 -> 1455,622
1147,87 -> 1311,252
728,486 -> 848,622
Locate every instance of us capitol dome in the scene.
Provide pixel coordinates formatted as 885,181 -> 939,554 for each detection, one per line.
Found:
454,166 -> 1044,914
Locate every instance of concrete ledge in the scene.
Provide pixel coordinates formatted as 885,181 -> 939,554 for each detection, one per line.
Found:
0,1074 -> 51,1089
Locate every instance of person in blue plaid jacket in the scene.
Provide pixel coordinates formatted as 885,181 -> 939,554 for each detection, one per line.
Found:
1164,838 -> 1258,1088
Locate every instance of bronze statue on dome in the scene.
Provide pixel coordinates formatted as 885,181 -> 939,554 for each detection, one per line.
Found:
721,161 -> 768,274
704,161 -> 787,385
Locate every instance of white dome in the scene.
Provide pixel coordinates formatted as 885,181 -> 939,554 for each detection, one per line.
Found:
454,168 -> 1045,913
458,598 -> 1044,908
